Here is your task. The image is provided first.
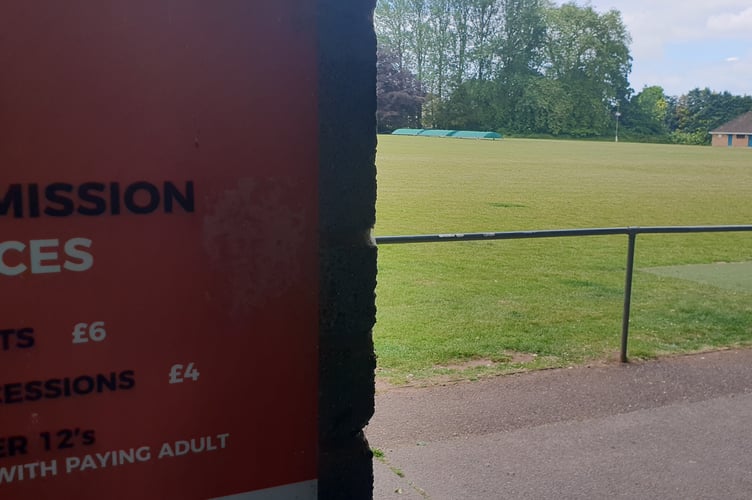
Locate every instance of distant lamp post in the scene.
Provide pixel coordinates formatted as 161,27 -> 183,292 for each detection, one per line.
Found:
614,101 -> 621,143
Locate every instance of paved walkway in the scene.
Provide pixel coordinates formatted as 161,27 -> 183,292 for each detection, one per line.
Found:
367,349 -> 752,499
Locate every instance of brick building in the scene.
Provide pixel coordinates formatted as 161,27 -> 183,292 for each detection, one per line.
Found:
710,111 -> 752,148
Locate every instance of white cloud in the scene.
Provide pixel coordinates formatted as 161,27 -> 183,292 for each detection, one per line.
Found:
555,1 -> 752,95
707,7 -> 752,36
701,48 -> 752,94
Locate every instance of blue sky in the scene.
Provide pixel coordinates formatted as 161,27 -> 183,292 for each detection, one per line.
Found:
556,1 -> 752,97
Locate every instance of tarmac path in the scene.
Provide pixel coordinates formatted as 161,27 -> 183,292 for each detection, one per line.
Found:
367,349 -> 752,499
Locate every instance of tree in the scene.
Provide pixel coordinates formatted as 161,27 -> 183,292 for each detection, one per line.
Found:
375,0 -> 412,72
467,0 -> 501,81
375,0 -> 635,137
497,0 -> 548,78
377,47 -> 426,132
667,88 -> 752,144
543,3 -> 632,135
433,79 -> 499,130
406,0 -> 431,85
495,0 -> 549,131
621,86 -> 669,138
511,76 -> 571,134
450,0 -> 472,86
422,0 -> 454,127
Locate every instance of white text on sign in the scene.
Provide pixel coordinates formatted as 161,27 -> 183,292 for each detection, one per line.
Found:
168,363 -> 200,384
72,322 -> 107,344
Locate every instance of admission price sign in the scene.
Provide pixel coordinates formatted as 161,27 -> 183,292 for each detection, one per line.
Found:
1,2 -> 318,499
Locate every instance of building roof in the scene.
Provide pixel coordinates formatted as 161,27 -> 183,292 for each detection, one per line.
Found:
710,111 -> 752,134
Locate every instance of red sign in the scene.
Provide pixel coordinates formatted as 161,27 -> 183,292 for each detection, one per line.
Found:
0,2 -> 318,499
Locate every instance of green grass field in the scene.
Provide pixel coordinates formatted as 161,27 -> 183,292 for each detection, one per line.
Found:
374,136 -> 752,385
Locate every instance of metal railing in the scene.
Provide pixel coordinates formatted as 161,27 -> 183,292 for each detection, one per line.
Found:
376,225 -> 752,363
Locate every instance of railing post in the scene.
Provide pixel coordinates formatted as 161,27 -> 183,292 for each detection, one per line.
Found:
621,231 -> 637,363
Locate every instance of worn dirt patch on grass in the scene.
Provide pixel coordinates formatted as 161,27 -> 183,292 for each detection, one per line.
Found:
436,352 -> 538,372
438,358 -> 496,371
507,351 -> 538,364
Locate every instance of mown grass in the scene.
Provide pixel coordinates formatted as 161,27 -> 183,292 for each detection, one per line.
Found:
374,136 -> 752,384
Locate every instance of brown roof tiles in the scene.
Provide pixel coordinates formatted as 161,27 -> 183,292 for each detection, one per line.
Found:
711,111 -> 752,134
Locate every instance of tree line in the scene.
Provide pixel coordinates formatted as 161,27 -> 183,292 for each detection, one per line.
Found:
375,0 -> 752,144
